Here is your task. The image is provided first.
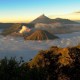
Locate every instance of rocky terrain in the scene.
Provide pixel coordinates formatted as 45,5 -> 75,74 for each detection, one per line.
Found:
0,45 -> 80,80
1,24 -> 22,36
25,30 -> 58,40
31,14 -> 79,24
28,46 -> 80,80
1,14 -> 80,36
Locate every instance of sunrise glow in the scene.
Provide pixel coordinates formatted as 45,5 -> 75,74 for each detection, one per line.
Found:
0,0 -> 80,22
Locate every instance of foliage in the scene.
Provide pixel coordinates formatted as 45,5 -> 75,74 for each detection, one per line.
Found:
0,46 -> 80,80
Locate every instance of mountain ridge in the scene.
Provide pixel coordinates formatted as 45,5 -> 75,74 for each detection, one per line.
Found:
31,14 -> 52,24
31,14 -> 79,24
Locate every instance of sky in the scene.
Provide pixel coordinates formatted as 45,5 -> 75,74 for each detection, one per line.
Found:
0,0 -> 80,23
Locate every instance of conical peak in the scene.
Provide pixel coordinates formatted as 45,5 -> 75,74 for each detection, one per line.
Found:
40,14 -> 45,17
38,14 -> 49,19
25,29 -> 59,40
31,14 -> 52,24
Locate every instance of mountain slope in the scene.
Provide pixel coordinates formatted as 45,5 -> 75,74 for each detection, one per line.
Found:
31,14 -> 79,24
29,46 -> 80,67
25,30 -> 58,40
1,23 -> 21,36
52,18 -> 78,24
31,14 -> 52,24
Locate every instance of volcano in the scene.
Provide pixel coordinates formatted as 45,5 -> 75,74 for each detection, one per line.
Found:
25,30 -> 58,40
31,14 -> 79,24
31,14 -> 52,24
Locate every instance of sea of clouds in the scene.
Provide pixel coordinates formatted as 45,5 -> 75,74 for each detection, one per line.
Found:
35,23 -> 80,33
0,31 -> 80,61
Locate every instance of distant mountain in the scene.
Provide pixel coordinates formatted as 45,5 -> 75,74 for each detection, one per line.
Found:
0,23 -> 14,29
0,23 -> 34,29
75,20 -> 80,23
0,15 -> 79,30
31,14 -> 79,24
25,30 -> 58,40
1,24 -> 21,36
52,18 -> 79,24
31,14 -> 52,24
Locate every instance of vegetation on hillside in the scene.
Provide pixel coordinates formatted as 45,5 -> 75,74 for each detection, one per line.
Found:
0,46 -> 80,80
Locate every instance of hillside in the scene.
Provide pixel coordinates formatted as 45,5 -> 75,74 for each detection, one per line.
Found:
1,23 -> 21,36
29,46 -> 80,67
26,46 -> 80,80
31,14 -> 79,24
0,23 -> 34,29
0,23 -> 14,29
25,30 -> 58,40
31,14 -> 52,24
52,18 -> 78,24
0,46 -> 80,80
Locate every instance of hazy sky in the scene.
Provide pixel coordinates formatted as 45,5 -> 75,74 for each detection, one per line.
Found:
0,0 -> 80,22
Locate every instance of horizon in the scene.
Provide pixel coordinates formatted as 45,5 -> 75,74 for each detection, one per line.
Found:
0,14 -> 80,23
0,0 -> 80,23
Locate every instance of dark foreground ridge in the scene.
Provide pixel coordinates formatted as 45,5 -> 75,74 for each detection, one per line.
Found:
25,30 -> 58,40
0,46 -> 80,80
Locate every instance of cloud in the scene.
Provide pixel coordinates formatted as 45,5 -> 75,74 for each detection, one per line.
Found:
75,11 -> 80,13
49,11 -> 80,20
